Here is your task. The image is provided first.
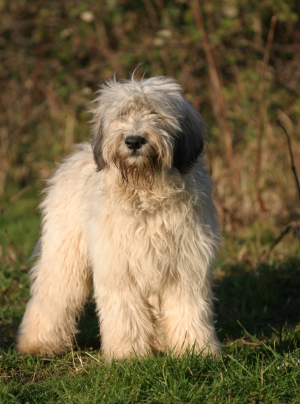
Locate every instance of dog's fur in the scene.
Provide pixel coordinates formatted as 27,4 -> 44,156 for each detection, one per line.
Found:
17,76 -> 221,359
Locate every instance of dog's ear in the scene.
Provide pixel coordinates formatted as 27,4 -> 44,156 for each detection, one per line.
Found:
91,97 -> 107,171
173,100 -> 207,174
91,121 -> 106,171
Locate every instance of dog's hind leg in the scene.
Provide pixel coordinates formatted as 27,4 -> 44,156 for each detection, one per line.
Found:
16,238 -> 91,355
16,152 -> 93,355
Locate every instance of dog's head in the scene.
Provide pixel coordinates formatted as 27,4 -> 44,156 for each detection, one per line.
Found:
91,76 -> 206,184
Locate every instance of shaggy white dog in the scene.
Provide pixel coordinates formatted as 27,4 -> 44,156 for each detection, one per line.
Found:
17,76 -> 221,359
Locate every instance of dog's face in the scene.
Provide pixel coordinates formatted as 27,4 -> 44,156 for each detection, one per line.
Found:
91,76 -> 206,184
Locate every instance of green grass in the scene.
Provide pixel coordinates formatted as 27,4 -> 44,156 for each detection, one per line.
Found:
0,191 -> 299,402
0,185 -> 40,254
1,332 -> 299,403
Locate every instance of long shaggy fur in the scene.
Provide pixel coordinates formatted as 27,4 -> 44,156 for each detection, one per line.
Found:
17,76 -> 221,359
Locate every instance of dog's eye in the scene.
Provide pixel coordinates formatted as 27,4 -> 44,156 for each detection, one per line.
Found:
118,112 -> 128,119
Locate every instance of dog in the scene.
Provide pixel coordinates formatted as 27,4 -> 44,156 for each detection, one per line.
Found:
17,75 -> 221,360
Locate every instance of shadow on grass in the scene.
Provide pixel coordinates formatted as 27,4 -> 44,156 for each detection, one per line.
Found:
214,257 -> 300,345
77,257 -> 300,351
1,258 -> 299,353
77,298 -> 101,351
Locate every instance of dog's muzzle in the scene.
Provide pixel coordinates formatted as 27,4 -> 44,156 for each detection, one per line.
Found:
125,136 -> 147,150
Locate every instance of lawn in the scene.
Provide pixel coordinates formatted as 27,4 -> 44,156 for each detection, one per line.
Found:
0,190 -> 299,403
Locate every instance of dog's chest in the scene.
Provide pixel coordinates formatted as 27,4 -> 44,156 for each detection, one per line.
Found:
101,197 -> 196,291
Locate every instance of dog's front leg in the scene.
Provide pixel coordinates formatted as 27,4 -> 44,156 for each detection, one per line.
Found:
93,274 -> 159,360
161,281 -> 221,356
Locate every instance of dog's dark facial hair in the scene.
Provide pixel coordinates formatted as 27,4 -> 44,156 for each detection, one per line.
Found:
173,102 -> 206,174
112,143 -> 161,187
92,122 -> 106,171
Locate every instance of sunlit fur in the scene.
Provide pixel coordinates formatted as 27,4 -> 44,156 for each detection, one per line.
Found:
17,76 -> 221,360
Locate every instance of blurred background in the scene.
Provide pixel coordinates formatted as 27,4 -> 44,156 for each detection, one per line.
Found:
0,0 -> 299,346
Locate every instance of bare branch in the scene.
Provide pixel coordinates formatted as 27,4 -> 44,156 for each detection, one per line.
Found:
0,186 -> 31,217
257,221 -> 300,267
254,15 -> 277,213
276,119 -> 300,200
190,0 -> 239,193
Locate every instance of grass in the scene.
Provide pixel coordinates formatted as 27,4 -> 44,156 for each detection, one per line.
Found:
0,192 -> 299,402
1,341 -> 299,403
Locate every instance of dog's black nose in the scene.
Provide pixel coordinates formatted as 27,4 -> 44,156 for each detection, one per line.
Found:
125,136 -> 146,150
